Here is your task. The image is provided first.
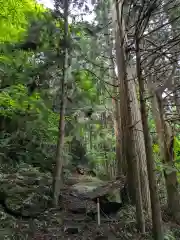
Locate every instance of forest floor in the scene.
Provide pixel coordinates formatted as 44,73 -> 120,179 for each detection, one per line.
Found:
0,164 -> 180,239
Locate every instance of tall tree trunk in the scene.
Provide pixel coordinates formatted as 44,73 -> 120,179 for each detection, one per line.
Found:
109,34 -> 123,177
146,52 -> 180,222
153,91 -> 180,223
161,4 -> 180,221
112,0 -> 150,216
112,0 -> 134,203
101,0 -> 123,178
113,0 -> 145,232
163,0 -> 180,116
52,0 -> 69,206
127,65 -> 151,216
112,97 -> 123,176
135,37 -> 164,239
174,84 -> 180,116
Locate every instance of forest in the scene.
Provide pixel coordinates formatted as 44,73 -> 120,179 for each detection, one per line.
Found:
1,0 -> 180,239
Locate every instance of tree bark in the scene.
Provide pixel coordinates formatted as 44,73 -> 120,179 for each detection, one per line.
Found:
113,0 -> 145,233
52,0 -> 69,206
135,37 -> 164,239
127,65 -> 151,216
112,97 -> 123,176
146,59 -> 180,223
155,92 -> 180,223
102,0 -> 123,180
112,0 -> 150,216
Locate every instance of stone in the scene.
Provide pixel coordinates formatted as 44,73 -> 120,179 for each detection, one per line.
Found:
64,225 -> 80,234
94,236 -> 108,240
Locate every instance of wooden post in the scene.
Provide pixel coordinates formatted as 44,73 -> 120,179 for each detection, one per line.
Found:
97,198 -> 101,226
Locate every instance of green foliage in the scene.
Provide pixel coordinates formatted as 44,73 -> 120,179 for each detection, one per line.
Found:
153,137 -> 180,181
173,137 -> 180,181
0,84 -> 59,169
174,137 -> 180,162
0,0 -> 45,42
0,0 -> 73,170
1,84 -> 39,116
152,143 -> 160,154
75,70 -> 98,102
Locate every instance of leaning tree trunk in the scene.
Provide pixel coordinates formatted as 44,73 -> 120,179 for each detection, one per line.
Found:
52,0 -> 69,206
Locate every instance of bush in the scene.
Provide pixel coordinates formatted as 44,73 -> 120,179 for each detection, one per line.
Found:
0,84 -> 59,170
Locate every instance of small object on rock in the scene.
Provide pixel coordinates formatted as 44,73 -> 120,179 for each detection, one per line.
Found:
64,226 -> 80,234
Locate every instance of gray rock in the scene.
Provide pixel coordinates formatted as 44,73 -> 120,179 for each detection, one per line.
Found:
64,225 -> 80,234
